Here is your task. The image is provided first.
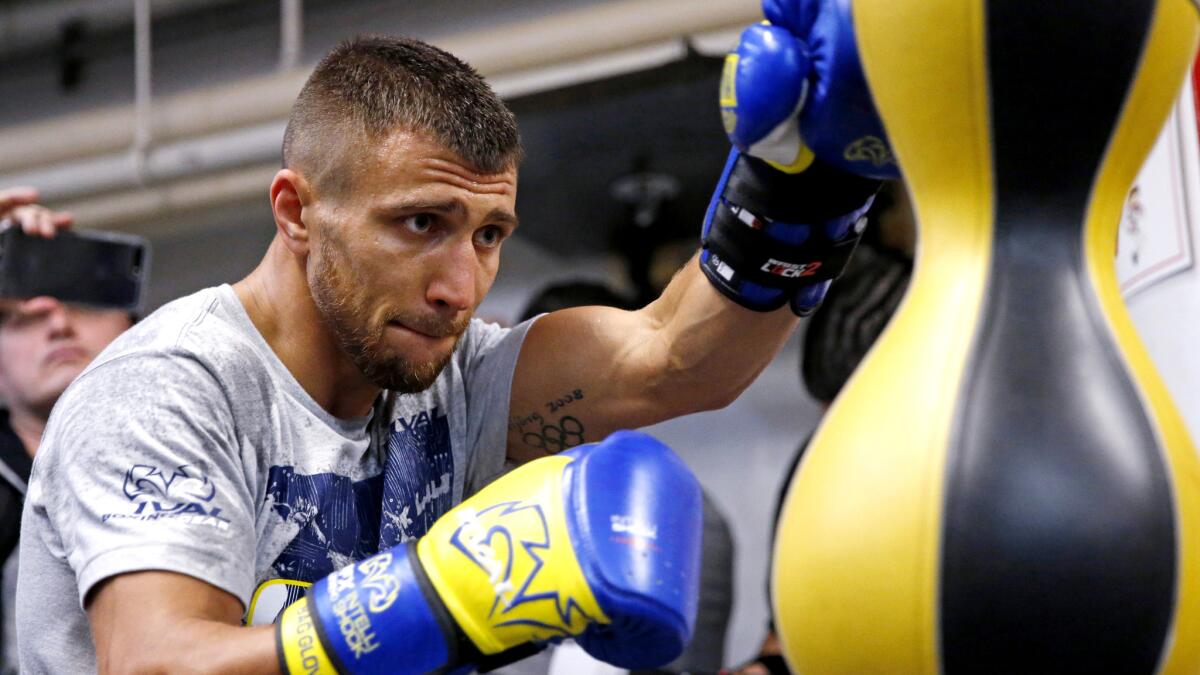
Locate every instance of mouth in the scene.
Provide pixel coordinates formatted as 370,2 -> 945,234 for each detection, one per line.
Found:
44,346 -> 87,366
387,320 -> 456,345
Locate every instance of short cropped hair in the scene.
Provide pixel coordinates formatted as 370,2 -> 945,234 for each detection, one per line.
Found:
283,35 -> 522,191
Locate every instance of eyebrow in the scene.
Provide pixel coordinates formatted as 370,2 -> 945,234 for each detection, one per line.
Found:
377,199 -> 519,230
484,208 -> 520,231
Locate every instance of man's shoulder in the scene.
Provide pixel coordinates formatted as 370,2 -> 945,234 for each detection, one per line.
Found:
67,286 -> 272,404
40,288 -> 267,465
454,317 -> 521,366
89,286 -> 262,374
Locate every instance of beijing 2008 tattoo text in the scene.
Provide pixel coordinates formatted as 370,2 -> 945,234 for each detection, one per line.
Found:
509,388 -> 587,453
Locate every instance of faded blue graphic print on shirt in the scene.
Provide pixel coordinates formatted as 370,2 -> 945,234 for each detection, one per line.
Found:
266,407 -> 454,581
265,467 -> 383,581
379,407 -> 453,548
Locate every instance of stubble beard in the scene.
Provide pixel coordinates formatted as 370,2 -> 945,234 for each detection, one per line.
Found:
310,233 -> 469,394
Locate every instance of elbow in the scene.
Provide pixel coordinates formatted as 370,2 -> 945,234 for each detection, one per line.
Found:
643,361 -> 749,419
671,349 -> 771,414
675,353 -> 756,414
692,379 -> 747,413
629,325 -> 756,420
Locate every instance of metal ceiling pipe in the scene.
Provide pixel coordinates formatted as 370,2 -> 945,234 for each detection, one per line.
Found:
279,0 -> 303,71
0,121 -> 285,203
0,0 -> 233,58
0,37 -> 686,205
3,31 -> 741,228
0,0 -> 758,174
132,0 -> 153,183
0,70 -> 311,175
59,162 -> 281,233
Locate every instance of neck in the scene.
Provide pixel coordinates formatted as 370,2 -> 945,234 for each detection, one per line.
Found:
233,236 -> 381,419
7,406 -> 46,458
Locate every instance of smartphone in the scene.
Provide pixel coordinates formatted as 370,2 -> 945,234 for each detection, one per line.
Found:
0,226 -> 150,311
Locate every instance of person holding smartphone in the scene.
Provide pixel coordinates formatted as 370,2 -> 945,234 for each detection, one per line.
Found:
0,186 -> 135,675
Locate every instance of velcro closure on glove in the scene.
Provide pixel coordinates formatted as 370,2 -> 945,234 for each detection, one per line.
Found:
703,200 -> 865,289
699,154 -> 879,312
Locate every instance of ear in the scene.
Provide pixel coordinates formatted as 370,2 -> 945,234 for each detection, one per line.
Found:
270,169 -> 312,255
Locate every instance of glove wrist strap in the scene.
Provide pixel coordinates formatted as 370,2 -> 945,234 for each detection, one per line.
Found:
277,598 -> 339,675
278,541 -> 472,675
700,152 -> 880,315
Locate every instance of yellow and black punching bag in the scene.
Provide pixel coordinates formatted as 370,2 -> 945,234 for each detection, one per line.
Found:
773,1 -> 1200,673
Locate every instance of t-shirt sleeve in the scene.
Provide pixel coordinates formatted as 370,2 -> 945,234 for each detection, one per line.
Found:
28,350 -> 258,609
460,317 -> 537,495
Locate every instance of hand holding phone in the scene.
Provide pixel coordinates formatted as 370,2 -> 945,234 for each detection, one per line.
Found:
0,186 -> 73,237
0,227 -> 150,311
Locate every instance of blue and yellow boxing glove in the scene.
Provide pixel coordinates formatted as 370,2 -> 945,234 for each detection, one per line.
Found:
276,430 -> 703,674
702,0 -> 900,315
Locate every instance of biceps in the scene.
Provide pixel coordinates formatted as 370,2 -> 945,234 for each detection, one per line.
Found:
506,385 -> 592,459
506,306 -> 665,462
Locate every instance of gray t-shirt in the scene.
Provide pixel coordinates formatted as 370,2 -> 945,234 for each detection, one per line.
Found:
16,285 -> 530,674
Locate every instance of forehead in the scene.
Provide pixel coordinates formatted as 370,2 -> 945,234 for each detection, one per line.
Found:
358,129 -> 517,198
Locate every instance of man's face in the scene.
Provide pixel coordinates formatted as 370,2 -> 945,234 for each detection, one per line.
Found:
306,130 -> 518,393
0,297 -> 131,416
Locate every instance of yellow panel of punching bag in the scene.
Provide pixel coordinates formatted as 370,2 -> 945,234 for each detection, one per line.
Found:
771,1 -> 1200,673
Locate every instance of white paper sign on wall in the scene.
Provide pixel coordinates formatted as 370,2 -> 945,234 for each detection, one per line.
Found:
1116,60 -> 1199,298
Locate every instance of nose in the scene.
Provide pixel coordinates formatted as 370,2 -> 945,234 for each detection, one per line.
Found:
43,302 -> 74,337
19,296 -> 73,337
425,239 -> 477,312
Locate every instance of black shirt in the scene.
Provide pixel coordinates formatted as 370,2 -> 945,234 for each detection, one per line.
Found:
0,411 -> 29,562
0,410 -> 30,675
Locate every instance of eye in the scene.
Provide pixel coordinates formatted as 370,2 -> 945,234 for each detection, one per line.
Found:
474,225 -> 505,248
0,311 -> 34,331
403,214 -> 434,234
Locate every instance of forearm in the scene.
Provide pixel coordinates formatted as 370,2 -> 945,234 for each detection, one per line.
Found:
89,572 -> 280,675
638,253 -> 799,416
95,619 -> 278,675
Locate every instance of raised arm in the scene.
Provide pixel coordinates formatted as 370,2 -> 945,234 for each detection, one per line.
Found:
506,0 -> 900,463
506,257 -> 797,463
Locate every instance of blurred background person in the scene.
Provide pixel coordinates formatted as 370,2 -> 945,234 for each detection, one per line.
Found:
0,187 -> 136,674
